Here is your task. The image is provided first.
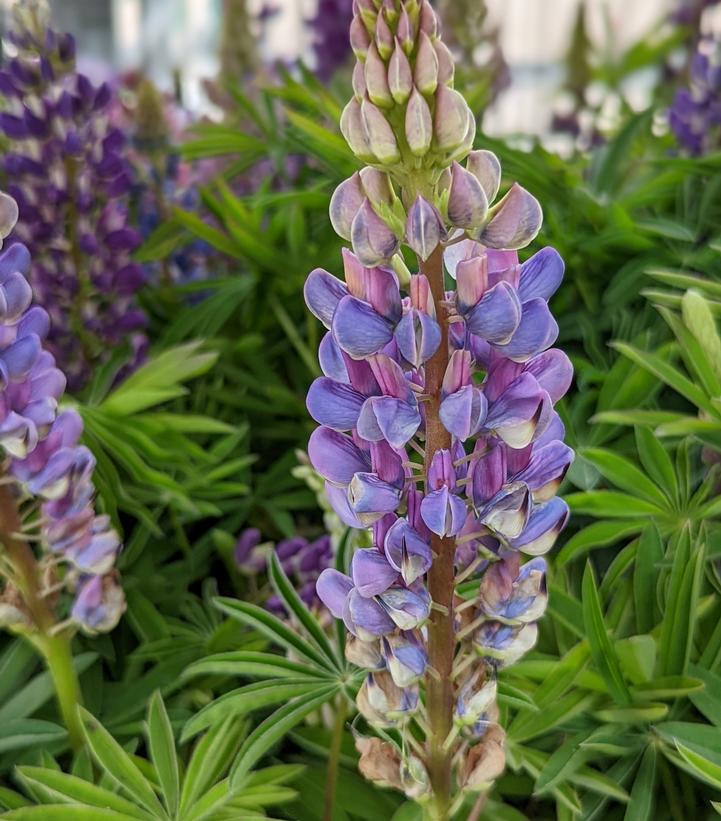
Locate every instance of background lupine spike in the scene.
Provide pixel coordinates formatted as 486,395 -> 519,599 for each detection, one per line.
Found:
0,193 -> 124,636
307,2 -> 572,813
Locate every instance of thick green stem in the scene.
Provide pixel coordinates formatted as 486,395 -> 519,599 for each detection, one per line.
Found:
324,695 -> 347,821
421,245 -> 455,820
0,482 -> 84,751
40,633 -> 84,751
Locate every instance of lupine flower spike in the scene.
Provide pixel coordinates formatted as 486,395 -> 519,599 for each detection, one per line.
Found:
307,2 -> 573,817
0,190 -> 124,747
0,0 -> 146,390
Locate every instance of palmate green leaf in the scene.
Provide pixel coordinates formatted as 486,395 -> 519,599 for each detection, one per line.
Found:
534,728 -> 594,795
179,717 -> 245,815
579,448 -> 669,508
0,653 -> 96,725
659,527 -> 704,676
0,720 -> 65,754
656,721 -> 721,764
229,687 -> 340,788
566,491 -> 664,519
512,745 -> 582,814
582,563 -> 632,706
673,742 -> 721,790
556,519 -> 647,567
146,693 -> 179,818
689,664 -> 721,727
635,426 -> 680,504
646,268 -> 721,299
268,553 -> 339,669
79,707 -> 167,819
508,690 -> 596,743
183,651 -> 329,681
1,808 -> 143,820
611,341 -> 715,414
661,301 -> 721,396
634,524 -> 664,634
681,290 -> 721,381
181,680 -> 328,742
593,704 -> 668,723
631,676 -> 704,701
214,598 -> 336,672
624,745 -> 656,821
13,767 -> 149,820
0,788 -> 29,811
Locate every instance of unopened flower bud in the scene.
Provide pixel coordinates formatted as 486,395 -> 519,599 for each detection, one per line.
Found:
459,726 -> 507,791
397,5 -> 414,54
365,43 -> 392,108
434,85 -> 473,152
478,183 -> 543,250
375,10 -> 394,60
330,173 -> 365,241
414,31 -> 439,96
405,195 -> 445,262
361,97 -> 400,164
434,39 -> 455,86
467,150 -> 502,203
355,0 -> 377,33
350,15 -> 371,59
448,161 -> 489,230
351,199 -> 400,266
359,167 -> 396,207
352,61 -> 367,100
388,39 -> 413,104
418,0 -> 439,37
341,98 -> 375,161
405,87 -> 432,156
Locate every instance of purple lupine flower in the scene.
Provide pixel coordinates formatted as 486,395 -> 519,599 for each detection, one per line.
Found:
0,198 -> 124,634
307,0 -> 573,807
670,34 -> 721,155
308,0 -> 355,80
0,4 -> 146,390
234,527 -> 334,615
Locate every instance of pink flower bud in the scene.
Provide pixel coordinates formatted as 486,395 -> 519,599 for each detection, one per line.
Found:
354,0 -> 377,33
341,98 -> 375,160
361,97 -> 400,164
405,86 -> 432,156
418,0 -> 439,37
414,31 -> 439,96
350,15 -> 371,59
359,167 -> 395,206
434,39 -> 455,86
397,4 -> 414,54
352,61 -> 367,100
351,199 -> 400,266
388,38 -> 413,104
467,149 -> 502,202
405,195 -> 445,262
330,173 -> 365,241
479,183 -> 543,250
433,85 -> 473,152
365,42 -> 392,107
375,10 -> 394,59
448,161 -> 489,230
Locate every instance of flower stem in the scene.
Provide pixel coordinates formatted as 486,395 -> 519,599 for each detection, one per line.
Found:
421,245 -> 455,820
40,632 -> 84,751
0,481 -> 84,751
323,695 -> 347,821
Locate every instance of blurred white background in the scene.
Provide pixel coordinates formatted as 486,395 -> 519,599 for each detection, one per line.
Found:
12,0 -> 677,134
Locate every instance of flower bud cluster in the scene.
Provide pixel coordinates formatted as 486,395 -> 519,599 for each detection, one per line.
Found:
0,193 -> 124,635
0,1 -> 146,390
